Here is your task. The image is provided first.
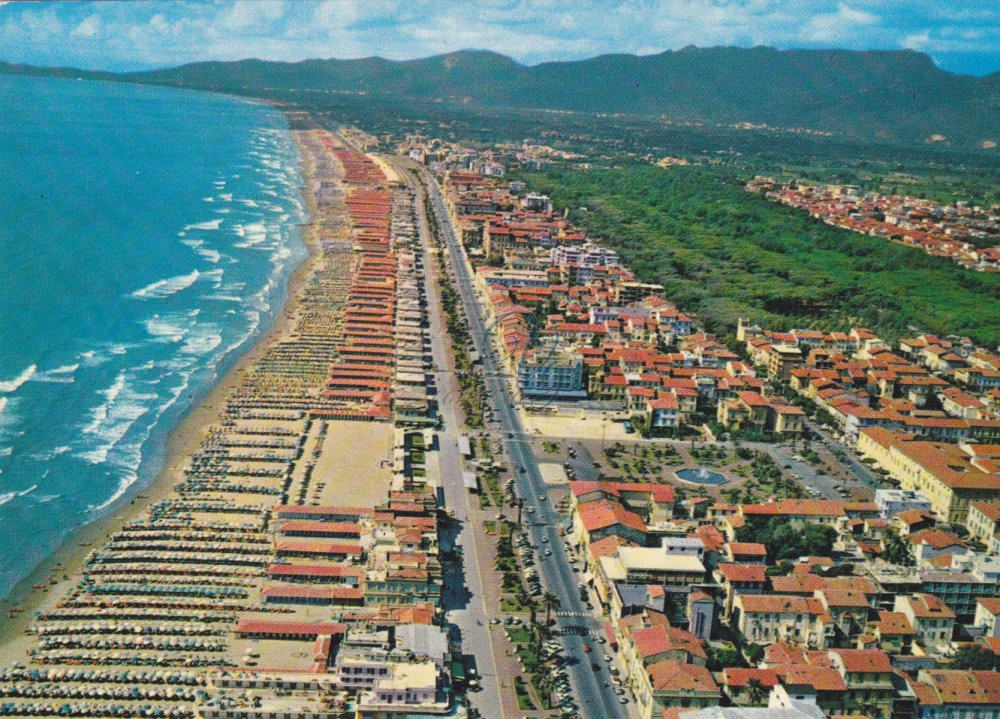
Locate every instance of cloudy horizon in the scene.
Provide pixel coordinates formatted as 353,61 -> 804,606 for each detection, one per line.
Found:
1,0 -> 998,76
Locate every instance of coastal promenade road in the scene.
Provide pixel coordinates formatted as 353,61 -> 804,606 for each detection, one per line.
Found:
395,158 -> 507,719
414,163 -> 631,719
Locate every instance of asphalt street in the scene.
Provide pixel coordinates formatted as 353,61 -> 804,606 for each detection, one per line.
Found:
415,165 -> 631,719
395,159 -> 505,718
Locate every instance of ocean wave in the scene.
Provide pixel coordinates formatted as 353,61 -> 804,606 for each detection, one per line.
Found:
183,219 -> 223,232
17,484 -> 37,498
35,494 -> 61,505
201,294 -> 243,303
87,470 -> 137,513
0,446 -> 12,457
131,269 -> 200,299
181,327 -> 223,355
0,364 -> 37,393
32,362 -> 80,384
0,492 -> 16,508
240,199 -> 259,208
203,196 -> 214,203
233,222 -> 268,246
47,363 -> 79,375
203,269 -> 224,289
219,193 -> 233,202
80,371 -> 156,465
196,247 -> 221,263
144,315 -> 189,343
83,371 -> 124,434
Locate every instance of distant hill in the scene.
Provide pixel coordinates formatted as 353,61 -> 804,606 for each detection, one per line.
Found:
4,46 -> 999,150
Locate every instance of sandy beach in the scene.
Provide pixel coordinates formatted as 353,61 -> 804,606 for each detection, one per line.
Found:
0,120 -> 325,664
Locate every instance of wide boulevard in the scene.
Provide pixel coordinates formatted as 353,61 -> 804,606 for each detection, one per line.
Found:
414,163 -> 631,719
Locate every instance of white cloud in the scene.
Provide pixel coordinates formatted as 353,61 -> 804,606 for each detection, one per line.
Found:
802,2 -> 879,43
70,14 -> 101,38
900,31 -> 931,50
0,0 -> 996,74
222,0 -> 286,31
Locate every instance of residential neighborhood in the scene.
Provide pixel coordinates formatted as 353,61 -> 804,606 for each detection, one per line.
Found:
746,177 -> 1000,273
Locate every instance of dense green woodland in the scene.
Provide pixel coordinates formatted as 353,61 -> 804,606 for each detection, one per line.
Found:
518,165 -> 1000,347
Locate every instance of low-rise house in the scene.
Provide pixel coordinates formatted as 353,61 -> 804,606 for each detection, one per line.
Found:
635,659 -> 720,718
733,594 -> 833,649
725,542 -> 768,564
597,547 -> 706,604
814,589 -> 871,642
714,563 -> 767,619
974,598 -> 1000,638
910,669 -> 1000,719
827,648 -> 898,719
968,502 -> 1000,549
875,489 -> 933,518
719,668 -> 779,706
895,594 -> 956,650
869,610 -> 916,654
909,529 -> 967,566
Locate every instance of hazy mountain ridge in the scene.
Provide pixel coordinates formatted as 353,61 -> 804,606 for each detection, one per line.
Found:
3,46 -> 998,149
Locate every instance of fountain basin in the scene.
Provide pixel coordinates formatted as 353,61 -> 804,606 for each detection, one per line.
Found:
675,467 -> 727,485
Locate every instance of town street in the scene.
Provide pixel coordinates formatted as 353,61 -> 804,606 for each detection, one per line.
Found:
394,158 -> 507,718
413,163 -> 632,719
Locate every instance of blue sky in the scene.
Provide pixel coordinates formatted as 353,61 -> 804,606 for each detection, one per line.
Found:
1,1 -> 998,76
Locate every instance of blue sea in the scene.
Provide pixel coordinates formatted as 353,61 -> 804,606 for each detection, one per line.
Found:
0,74 -> 308,596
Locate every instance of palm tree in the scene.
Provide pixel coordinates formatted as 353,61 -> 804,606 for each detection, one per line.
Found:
744,677 -> 768,706
882,529 -> 913,566
542,592 -> 562,626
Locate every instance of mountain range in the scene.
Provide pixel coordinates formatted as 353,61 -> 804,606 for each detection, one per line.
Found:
4,46 -> 999,150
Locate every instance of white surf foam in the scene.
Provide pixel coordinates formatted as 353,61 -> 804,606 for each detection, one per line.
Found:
131,270 -> 200,299
32,363 -> 80,384
0,365 -> 37,393
183,219 -> 223,232
181,327 -> 223,356
80,371 -> 156,465
197,248 -> 222,264
87,471 -> 137,513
